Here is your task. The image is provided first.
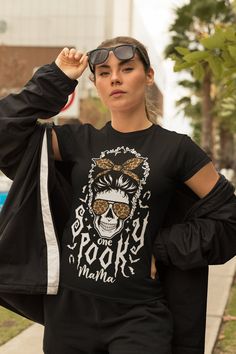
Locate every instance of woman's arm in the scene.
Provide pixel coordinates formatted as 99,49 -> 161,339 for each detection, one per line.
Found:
184,161 -> 220,198
51,48 -> 88,160
52,129 -> 62,161
0,48 -> 88,173
0,61 -> 78,178
150,162 -> 220,277
0,61 -> 78,120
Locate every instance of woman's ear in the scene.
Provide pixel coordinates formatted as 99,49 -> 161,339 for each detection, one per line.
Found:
89,73 -> 100,97
89,73 -> 96,84
146,67 -> 154,86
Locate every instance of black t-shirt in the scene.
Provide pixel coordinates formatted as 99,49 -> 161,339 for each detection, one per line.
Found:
54,121 -> 212,303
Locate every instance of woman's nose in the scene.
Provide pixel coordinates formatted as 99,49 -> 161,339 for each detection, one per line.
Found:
110,70 -> 122,85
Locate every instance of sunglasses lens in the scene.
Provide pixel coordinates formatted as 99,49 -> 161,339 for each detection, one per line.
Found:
113,203 -> 130,219
90,49 -> 108,65
114,45 -> 134,61
92,199 -> 108,215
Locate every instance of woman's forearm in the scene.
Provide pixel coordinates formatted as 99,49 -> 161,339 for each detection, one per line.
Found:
0,62 -> 77,120
0,61 -> 77,178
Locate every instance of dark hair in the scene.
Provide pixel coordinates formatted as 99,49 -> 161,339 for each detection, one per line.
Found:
90,36 -> 161,124
92,172 -> 137,198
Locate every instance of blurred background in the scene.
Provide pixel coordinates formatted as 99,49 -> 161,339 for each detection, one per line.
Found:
0,0 -> 236,198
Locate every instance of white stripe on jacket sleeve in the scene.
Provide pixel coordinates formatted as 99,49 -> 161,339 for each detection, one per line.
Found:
40,131 -> 60,294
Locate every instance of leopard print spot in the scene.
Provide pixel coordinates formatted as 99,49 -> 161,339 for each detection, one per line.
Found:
92,200 -> 108,215
114,203 -> 130,219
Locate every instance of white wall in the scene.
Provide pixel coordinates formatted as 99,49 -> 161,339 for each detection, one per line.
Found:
132,3 -> 165,92
0,0 -> 107,49
112,0 -> 133,37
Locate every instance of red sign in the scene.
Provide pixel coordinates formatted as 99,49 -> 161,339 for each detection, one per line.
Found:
60,91 -> 76,112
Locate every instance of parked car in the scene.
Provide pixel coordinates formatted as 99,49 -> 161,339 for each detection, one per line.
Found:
0,174 -> 12,211
0,192 -> 8,211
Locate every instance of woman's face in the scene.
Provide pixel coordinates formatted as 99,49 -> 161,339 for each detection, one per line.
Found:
93,51 -> 154,114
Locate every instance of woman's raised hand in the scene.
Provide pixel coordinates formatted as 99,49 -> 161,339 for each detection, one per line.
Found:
55,47 -> 88,80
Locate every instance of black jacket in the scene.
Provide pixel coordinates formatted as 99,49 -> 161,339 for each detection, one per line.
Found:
0,63 -> 236,354
154,174 -> 236,354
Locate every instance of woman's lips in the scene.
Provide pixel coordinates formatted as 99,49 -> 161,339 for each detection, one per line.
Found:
110,90 -> 126,96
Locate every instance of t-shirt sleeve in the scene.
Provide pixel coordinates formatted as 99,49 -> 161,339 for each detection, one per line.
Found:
175,134 -> 212,182
53,123 -> 83,161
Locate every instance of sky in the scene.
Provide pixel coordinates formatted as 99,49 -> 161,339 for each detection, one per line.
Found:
136,0 -> 186,55
135,0 -> 192,134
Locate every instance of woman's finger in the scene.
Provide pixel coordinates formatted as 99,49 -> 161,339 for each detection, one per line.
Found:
62,47 -> 70,57
68,48 -> 76,59
78,55 -> 88,74
74,50 -> 84,61
79,52 -> 88,63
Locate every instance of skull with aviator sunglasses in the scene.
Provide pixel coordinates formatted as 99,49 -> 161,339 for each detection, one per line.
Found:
88,147 -> 150,239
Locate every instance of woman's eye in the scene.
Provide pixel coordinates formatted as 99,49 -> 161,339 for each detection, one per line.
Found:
123,67 -> 134,72
99,72 -> 109,76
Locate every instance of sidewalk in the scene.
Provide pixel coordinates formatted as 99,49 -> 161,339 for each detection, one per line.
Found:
0,257 -> 235,354
0,323 -> 44,354
205,256 -> 236,353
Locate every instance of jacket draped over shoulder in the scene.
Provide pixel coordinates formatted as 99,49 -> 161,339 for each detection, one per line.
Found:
154,175 -> 236,354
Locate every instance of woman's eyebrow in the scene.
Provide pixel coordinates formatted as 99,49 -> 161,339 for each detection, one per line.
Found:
96,58 -> 135,70
120,58 -> 135,65
96,64 -> 110,70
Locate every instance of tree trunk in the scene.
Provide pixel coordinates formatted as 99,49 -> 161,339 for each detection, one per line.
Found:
201,67 -> 214,160
219,125 -> 235,170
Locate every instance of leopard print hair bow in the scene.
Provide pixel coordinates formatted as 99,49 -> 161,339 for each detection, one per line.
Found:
94,158 -> 144,182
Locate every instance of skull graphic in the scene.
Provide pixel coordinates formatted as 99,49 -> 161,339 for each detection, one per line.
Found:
88,148 -> 150,239
92,189 -> 130,239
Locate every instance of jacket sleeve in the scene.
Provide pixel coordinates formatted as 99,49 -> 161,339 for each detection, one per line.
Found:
0,61 -> 77,120
0,62 -> 77,178
153,174 -> 236,270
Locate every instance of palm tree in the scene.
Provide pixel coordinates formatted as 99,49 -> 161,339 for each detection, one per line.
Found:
165,0 -> 235,160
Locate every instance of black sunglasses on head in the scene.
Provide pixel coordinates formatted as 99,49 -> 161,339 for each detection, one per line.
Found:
87,44 -> 150,73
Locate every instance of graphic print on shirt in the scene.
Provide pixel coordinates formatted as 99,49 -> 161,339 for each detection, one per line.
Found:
67,146 -> 150,284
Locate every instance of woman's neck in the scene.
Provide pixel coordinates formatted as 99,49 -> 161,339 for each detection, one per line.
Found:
110,107 -> 152,133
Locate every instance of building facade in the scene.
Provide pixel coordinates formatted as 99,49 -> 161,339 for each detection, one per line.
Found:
0,0 -> 163,119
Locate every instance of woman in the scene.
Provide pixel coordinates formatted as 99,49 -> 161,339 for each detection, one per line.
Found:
0,36 -> 233,354
42,36 -> 219,354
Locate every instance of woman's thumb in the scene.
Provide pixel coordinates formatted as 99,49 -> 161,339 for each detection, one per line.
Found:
79,54 -> 89,72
